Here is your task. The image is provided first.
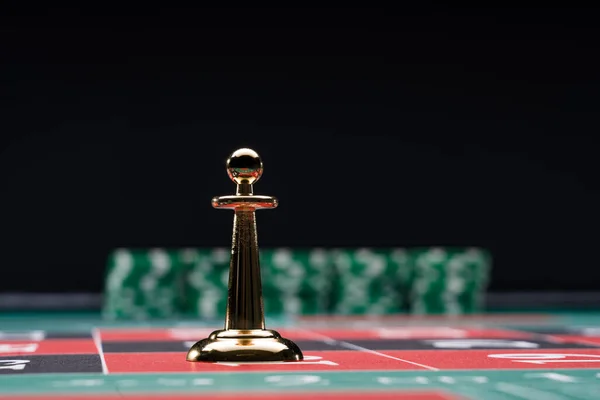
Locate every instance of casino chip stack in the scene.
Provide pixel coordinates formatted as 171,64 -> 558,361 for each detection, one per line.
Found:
102,246 -> 493,319
408,247 -> 491,315
260,248 -> 334,316
330,248 -> 407,315
387,247 -> 415,310
179,247 -> 230,320
179,247 -> 335,319
102,248 -> 184,320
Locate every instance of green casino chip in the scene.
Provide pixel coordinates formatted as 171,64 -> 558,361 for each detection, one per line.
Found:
102,248 -> 183,320
179,247 -> 229,319
260,247 -> 334,316
386,247 -> 414,312
330,247 -> 405,315
408,247 -> 491,315
180,247 -> 335,318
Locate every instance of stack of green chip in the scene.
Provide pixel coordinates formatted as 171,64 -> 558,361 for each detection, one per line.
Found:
179,247 -> 230,320
102,248 -> 184,320
330,248 -> 404,315
408,247 -> 491,315
260,248 -> 334,316
178,247 -> 335,318
102,246 -> 493,320
386,247 -> 415,312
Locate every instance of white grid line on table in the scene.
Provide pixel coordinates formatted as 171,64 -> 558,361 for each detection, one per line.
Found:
298,329 -> 440,371
92,327 -> 109,374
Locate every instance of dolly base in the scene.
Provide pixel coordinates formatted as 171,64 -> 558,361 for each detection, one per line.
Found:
185,329 -> 304,362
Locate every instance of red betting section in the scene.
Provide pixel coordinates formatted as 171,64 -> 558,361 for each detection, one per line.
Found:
105,348 -> 600,374
104,351 -> 423,373
381,348 -> 600,370
550,335 -> 600,346
0,339 -> 96,356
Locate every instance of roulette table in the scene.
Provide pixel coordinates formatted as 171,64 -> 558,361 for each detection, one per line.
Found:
2,311 -> 600,399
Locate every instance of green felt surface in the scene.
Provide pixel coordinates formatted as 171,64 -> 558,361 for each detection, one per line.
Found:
3,310 -> 600,329
1,370 -> 600,398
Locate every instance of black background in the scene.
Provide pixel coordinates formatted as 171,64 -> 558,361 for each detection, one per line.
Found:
1,7 -> 599,294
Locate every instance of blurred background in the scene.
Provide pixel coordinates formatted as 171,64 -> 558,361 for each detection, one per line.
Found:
1,6 -> 599,314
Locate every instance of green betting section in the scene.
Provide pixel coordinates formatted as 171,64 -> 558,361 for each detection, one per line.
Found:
3,370 -> 600,399
102,246 -> 492,320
